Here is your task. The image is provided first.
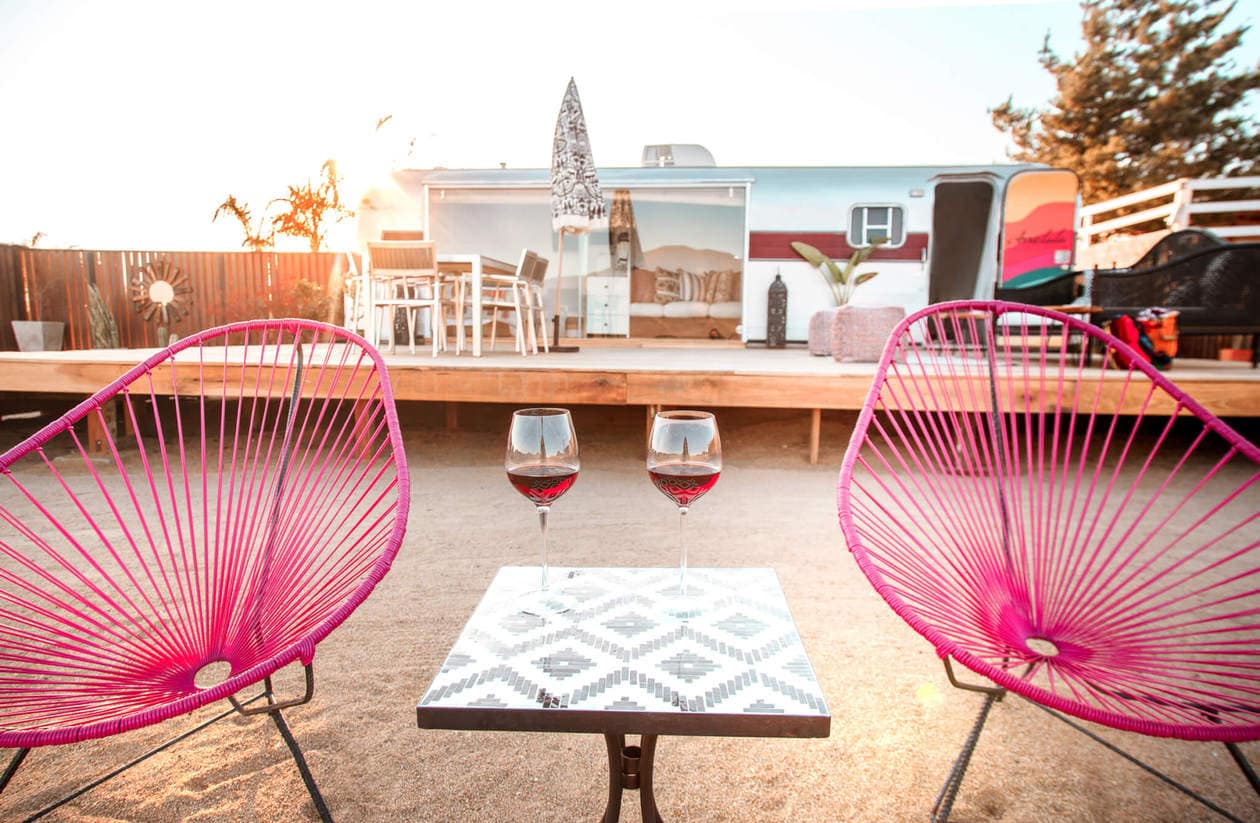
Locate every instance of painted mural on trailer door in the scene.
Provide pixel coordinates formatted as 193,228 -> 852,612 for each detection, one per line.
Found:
1000,169 -> 1079,287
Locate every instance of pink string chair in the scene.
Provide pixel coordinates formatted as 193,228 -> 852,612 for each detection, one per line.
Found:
0,319 -> 409,821
837,301 -> 1258,821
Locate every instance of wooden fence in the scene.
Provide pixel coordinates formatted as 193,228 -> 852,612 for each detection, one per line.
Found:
0,246 -> 359,350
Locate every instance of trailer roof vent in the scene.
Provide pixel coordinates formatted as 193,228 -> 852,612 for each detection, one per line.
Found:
641,144 -> 716,167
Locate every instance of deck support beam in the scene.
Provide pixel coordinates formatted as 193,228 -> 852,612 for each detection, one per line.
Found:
809,408 -> 821,465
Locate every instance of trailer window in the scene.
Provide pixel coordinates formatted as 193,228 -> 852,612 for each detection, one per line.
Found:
849,205 -> 904,247
429,184 -> 746,341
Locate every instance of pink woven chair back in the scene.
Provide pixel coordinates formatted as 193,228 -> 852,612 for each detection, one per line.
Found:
838,301 -> 1259,742
0,319 -> 409,748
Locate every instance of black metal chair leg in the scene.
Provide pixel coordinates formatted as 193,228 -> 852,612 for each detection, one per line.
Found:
1,748 -> 29,793
4,691 -> 327,822
1029,702 -> 1247,822
1225,742 -> 1260,796
16,700 -> 255,822
932,692 -> 999,823
269,708 -> 333,823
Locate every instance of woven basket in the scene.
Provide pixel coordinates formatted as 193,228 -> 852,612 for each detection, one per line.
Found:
830,305 -> 905,362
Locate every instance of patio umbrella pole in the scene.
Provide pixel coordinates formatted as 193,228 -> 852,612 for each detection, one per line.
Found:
550,226 -> 579,352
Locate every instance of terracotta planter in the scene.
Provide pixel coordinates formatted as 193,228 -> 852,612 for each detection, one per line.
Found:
829,305 -> 905,363
11,320 -> 64,352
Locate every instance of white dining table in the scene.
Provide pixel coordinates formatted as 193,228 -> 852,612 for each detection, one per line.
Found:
436,253 -> 516,358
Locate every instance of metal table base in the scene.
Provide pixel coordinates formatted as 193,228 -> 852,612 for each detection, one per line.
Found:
602,733 -> 662,823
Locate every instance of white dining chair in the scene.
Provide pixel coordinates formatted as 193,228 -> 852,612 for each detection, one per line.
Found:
518,251 -> 550,354
366,240 -> 446,357
452,249 -> 545,356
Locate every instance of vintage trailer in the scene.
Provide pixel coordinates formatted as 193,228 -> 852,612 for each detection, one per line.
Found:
357,156 -> 1077,343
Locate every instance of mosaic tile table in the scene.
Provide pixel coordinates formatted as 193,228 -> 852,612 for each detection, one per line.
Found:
417,566 -> 830,823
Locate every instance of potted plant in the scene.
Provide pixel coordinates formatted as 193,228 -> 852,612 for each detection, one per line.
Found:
11,251 -> 65,352
791,238 -> 903,361
11,317 -> 64,352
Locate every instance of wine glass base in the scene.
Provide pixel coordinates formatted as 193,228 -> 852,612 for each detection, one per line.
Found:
519,588 -> 576,616
660,590 -> 701,621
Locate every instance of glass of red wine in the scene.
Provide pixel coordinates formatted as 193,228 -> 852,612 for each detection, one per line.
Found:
506,408 -> 579,615
648,410 -> 721,616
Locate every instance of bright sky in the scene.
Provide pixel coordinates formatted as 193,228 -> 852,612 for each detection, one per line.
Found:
0,0 -> 1256,251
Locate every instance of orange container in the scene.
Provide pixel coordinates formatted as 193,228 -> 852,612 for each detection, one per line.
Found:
1219,348 -> 1254,362
1137,311 -> 1179,360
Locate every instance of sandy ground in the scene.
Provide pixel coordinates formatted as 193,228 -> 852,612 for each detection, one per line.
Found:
1,403 -> 1258,822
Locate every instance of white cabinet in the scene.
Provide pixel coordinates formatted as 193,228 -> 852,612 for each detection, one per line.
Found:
585,276 -> 629,336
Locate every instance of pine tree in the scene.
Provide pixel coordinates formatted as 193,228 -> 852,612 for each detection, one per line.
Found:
992,0 -> 1260,202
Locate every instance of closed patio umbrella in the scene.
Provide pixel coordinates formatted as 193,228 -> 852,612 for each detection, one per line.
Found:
550,77 -> 607,351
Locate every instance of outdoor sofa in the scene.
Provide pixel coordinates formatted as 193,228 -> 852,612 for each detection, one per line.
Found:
995,234 -> 1260,366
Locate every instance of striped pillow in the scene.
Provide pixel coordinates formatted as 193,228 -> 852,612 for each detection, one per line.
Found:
678,270 -> 706,301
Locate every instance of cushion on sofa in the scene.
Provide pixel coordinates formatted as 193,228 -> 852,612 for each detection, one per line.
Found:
629,302 -> 666,318
662,301 -> 710,319
709,301 -> 741,320
1201,250 -> 1246,309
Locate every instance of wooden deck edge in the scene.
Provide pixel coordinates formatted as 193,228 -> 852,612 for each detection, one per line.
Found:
0,356 -> 1257,416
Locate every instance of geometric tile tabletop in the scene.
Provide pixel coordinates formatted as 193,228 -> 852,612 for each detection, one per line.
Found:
417,567 -> 830,738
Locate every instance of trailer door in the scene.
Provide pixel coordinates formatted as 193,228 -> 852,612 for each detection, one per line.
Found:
929,181 -> 994,304
999,169 -> 1079,287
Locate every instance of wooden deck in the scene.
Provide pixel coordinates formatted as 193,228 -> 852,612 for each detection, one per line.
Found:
2,344 -> 1258,463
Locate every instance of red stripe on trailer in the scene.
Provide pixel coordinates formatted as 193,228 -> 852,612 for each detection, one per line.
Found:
749,231 -> 929,261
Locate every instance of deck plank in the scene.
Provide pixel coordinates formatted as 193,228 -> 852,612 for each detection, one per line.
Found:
1,346 -> 1258,416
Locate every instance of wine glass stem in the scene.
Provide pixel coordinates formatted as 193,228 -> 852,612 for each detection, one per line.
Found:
537,505 -> 550,592
678,505 -> 689,596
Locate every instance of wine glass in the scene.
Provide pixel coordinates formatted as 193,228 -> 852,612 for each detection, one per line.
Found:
647,410 -> 721,615
506,408 -> 579,615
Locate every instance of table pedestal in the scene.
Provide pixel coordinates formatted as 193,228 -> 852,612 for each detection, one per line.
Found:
602,733 -> 663,823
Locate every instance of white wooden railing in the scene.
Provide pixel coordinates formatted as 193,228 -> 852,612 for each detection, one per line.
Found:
1079,176 -> 1260,243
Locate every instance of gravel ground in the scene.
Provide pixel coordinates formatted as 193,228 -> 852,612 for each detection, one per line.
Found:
1,402 -> 1257,822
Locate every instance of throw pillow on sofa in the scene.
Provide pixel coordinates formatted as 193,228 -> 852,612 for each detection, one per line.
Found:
630,267 -> 658,304
678,270 -> 706,301
653,268 -> 682,304
705,270 -> 740,304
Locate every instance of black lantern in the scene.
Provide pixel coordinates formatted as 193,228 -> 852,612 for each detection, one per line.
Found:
767,271 -> 787,348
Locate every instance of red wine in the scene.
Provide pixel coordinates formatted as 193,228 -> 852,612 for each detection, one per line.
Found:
649,463 -> 720,507
507,465 -> 578,505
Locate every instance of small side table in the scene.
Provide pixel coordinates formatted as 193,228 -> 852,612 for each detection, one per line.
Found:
1045,304 -> 1103,361
417,567 -> 831,822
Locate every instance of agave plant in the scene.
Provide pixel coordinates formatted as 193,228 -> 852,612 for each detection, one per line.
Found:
791,237 -> 885,305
